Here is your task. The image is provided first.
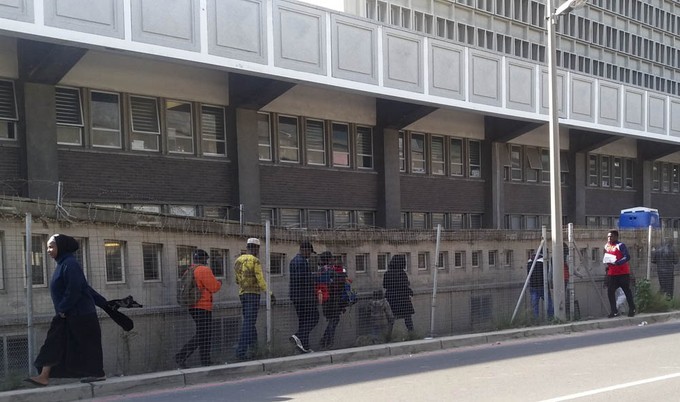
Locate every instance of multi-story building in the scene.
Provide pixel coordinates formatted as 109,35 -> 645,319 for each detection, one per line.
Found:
1,0 -> 680,229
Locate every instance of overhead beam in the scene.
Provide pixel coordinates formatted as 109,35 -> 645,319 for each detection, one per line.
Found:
484,116 -> 543,143
376,99 -> 436,129
229,73 -> 296,109
18,39 -> 87,84
569,129 -> 618,153
637,139 -> 680,161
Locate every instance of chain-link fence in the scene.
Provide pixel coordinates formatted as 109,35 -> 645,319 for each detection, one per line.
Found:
0,196 -> 672,388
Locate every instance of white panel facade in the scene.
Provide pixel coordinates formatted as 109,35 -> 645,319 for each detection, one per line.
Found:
598,83 -> 620,126
672,100 -> 680,138
383,29 -> 422,92
506,60 -> 535,112
331,15 -> 377,84
208,0 -> 266,63
0,0 -> 32,22
274,1 -> 326,75
45,0 -> 123,38
570,77 -> 595,123
624,88 -> 645,130
540,69 -> 566,118
647,95 -> 667,134
469,51 -> 500,106
131,0 -> 200,51
429,40 -> 464,100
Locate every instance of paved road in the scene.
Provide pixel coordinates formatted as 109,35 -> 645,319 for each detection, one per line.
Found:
90,320 -> 680,402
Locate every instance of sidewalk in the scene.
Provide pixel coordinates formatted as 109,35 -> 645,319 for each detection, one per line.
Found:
5,311 -> 680,402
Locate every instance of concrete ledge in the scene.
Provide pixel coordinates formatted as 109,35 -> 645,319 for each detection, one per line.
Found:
329,344 -> 391,364
0,382 -> 91,402
184,361 -> 265,386
90,370 -> 185,399
389,339 -> 442,355
440,334 -> 488,349
262,352 -> 332,373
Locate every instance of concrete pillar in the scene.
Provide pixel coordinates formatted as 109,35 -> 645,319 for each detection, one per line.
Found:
489,142 -> 504,229
378,127 -> 401,228
234,108 -> 262,224
573,152 -> 586,225
23,82 -> 58,200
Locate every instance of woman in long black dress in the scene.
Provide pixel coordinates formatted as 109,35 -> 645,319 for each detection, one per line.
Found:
25,234 -> 105,386
382,255 -> 415,336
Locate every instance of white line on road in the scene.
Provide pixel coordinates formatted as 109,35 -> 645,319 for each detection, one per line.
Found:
540,372 -> 680,401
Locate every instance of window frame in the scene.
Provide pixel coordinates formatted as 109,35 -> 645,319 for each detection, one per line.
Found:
377,253 -> 390,272
453,251 -> 466,269
24,234 -> 48,288
210,248 -> 228,278
200,104 -> 227,157
355,253 -> 369,273
356,125 -> 374,169
258,112 -> 273,161
90,90 -> 122,149
55,86 -> 84,146
278,114 -> 300,163
270,252 -> 286,276
332,122 -> 351,168
417,251 -> 430,271
104,240 -> 126,284
129,95 -> 161,152
305,118 -> 326,166
166,99 -> 194,154
0,79 -> 18,141
141,242 -> 162,282
410,132 -> 426,174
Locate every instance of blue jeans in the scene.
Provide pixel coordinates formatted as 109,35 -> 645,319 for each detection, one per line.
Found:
236,293 -> 260,358
530,288 -> 553,319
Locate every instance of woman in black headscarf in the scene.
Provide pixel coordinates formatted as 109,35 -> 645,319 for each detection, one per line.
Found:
382,255 -> 415,337
25,234 -> 105,386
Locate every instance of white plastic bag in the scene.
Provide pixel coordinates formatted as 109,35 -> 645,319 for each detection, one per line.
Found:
616,288 -> 628,313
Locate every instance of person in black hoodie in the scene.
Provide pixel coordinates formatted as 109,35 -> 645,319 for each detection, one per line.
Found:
25,234 -> 105,386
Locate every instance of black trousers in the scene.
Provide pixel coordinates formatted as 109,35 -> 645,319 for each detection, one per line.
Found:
176,308 -> 213,366
607,274 -> 635,314
658,269 -> 675,298
293,300 -> 319,350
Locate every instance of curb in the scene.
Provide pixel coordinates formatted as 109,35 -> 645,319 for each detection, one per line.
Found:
4,311 -> 679,402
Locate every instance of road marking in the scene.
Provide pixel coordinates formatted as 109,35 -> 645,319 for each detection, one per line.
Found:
540,372 -> 680,401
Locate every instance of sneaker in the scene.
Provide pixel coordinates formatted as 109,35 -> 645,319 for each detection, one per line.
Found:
628,310 -> 636,317
608,312 -> 619,318
290,335 -> 306,353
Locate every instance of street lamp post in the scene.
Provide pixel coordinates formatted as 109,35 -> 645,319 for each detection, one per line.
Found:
547,0 -> 586,321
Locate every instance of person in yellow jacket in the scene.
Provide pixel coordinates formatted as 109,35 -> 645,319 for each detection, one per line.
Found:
175,249 -> 222,368
234,238 -> 267,360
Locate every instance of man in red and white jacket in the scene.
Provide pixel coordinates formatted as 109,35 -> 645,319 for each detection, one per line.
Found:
604,230 -> 636,318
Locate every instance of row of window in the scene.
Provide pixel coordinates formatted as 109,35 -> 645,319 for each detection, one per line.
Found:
401,211 -> 483,230
260,208 -> 376,229
10,233 -> 541,288
652,162 -> 680,193
55,87 -> 227,155
257,113 -> 374,170
0,81 -> 229,157
398,131 -> 482,177
587,154 -> 635,189
504,144 -> 568,184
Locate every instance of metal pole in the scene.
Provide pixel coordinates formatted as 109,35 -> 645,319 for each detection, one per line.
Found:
511,239 -> 545,323
428,224 -> 442,338
265,220 -> 272,345
646,224 -> 652,280
547,0 -> 566,321
25,213 -> 35,375
568,223 -> 575,320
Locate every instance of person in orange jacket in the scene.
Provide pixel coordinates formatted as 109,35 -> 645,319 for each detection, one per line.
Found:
175,249 -> 222,368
